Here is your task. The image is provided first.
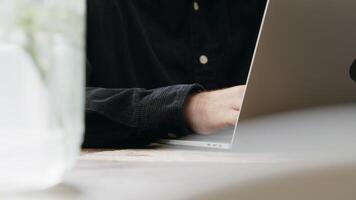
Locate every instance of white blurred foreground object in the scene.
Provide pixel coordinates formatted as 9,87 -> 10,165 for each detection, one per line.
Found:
0,0 -> 85,192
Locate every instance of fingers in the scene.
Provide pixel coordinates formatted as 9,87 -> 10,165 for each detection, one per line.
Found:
224,110 -> 240,127
230,85 -> 246,111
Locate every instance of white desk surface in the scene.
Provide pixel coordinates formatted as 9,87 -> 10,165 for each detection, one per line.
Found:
3,104 -> 356,200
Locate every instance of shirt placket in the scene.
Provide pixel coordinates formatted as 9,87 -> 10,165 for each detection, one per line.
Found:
190,0 -> 218,90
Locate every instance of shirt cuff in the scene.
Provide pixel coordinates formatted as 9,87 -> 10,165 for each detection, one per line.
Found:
138,84 -> 205,138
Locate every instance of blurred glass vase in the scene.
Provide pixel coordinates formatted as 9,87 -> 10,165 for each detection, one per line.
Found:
0,0 -> 85,192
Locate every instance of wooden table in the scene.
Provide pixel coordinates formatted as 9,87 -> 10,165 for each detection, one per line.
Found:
3,104 -> 356,200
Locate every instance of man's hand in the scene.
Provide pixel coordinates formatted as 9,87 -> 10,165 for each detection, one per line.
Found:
184,85 -> 246,135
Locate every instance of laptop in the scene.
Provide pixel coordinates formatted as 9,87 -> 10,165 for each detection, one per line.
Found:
160,0 -> 356,149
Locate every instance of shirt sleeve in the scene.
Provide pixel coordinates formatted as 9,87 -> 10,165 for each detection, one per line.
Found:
83,84 -> 204,148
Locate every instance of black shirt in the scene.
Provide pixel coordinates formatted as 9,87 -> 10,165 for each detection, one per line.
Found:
84,0 -> 266,148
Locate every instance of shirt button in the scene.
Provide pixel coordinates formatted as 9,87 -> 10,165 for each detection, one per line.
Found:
199,55 -> 208,65
193,1 -> 199,11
